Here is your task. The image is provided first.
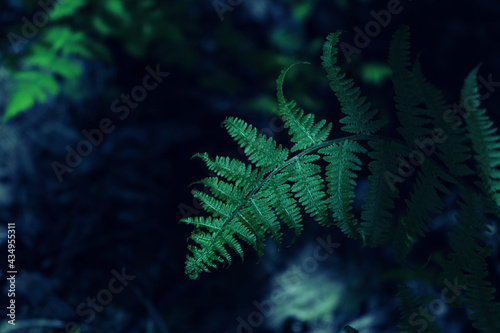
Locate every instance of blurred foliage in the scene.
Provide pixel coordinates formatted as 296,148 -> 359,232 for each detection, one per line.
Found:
3,25 -> 109,121
213,18 -> 327,116
2,0 -> 108,120
360,62 -> 392,87
1,0 -> 324,121
1,0 -> 198,120
85,0 -> 199,62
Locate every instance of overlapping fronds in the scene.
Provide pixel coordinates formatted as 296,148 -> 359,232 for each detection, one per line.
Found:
411,59 -> 474,177
182,26 -> 500,333
389,25 -> 433,145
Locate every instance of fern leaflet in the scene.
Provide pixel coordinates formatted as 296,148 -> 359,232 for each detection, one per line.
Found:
276,62 -> 333,152
321,31 -> 385,135
318,139 -> 366,238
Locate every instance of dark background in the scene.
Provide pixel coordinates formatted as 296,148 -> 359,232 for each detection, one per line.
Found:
0,0 -> 499,332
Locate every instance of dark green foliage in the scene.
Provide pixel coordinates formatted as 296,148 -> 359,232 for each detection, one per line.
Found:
464,247 -> 500,332
462,65 -> 500,207
412,60 -> 474,177
343,325 -> 359,333
2,0 -> 196,121
389,26 -> 433,145
396,284 -> 440,333
4,12 -> 110,120
223,117 -> 289,171
182,26 -> 500,331
393,163 -> 452,263
318,139 -> 366,238
276,62 -> 333,152
321,32 -> 385,135
360,139 -> 404,247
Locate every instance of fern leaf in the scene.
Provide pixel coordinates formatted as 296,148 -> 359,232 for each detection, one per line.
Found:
389,25 -> 433,145
464,247 -> 500,332
195,177 -> 278,251
276,62 -> 333,152
185,231 -> 223,278
321,31 -> 385,134
49,0 -> 86,20
411,59 -> 474,177
343,325 -> 359,333
193,153 -> 260,192
4,71 -> 59,121
441,187 -> 493,307
183,213 -> 258,279
234,209 -> 266,257
222,117 -> 289,171
4,24 -> 106,121
396,284 -> 440,333
247,196 -> 282,246
462,65 -> 500,207
318,139 -> 366,238
261,173 -> 303,242
361,140 -> 406,247
183,218 -> 249,279
183,117 -> 296,277
191,187 -> 237,218
199,177 -> 244,205
184,76 -> 333,278
284,154 -> 329,224
393,163 -> 453,263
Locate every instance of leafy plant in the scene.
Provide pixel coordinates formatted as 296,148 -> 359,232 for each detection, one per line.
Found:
2,1 -> 109,121
181,26 -> 500,331
2,0 -> 197,121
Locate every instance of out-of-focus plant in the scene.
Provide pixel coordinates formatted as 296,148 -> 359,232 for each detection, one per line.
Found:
1,0 -> 198,121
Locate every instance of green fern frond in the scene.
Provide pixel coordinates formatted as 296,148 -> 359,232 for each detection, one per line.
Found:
182,29 -> 500,333
411,59 -> 474,177
321,31 -> 385,135
191,185 -> 238,219
462,65 -> 500,207
276,62 -> 333,152
393,163 -> 453,263
25,43 -> 82,79
246,196 -> 282,246
184,114 -> 317,278
389,25 -> 433,145
343,325 -> 359,333
4,25 -> 109,121
396,284 -> 440,333
222,117 -> 289,171
48,0 -> 86,20
183,218 -> 249,279
464,247 -> 500,333
192,153 -> 260,192
441,187 -> 494,306
4,71 -> 59,120
261,174 -> 303,242
361,140 -> 405,247
199,177 -> 244,205
183,216 -> 256,250
318,139 -> 366,238
284,154 -> 329,224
